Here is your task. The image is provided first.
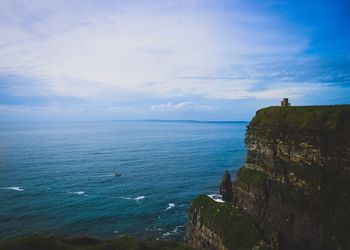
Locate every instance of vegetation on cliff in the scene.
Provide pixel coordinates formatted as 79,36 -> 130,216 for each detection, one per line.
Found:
236,167 -> 267,187
0,235 -> 195,250
190,195 -> 263,250
188,105 -> 350,250
250,105 -> 350,133
241,105 -> 350,249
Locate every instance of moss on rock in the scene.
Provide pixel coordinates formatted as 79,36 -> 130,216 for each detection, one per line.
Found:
250,105 -> 350,133
191,195 -> 262,250
237,168 -> 268,187
0,235 -> 195,250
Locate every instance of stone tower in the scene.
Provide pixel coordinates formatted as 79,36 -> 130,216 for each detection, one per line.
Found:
281,98 -> 290,107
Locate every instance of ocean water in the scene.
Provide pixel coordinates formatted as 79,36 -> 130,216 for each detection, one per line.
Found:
0,121 -> 247,241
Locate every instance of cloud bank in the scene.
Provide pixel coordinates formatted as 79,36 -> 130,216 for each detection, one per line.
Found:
0,0 -> 349,120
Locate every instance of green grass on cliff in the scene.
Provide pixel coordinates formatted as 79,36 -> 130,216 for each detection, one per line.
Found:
250,105 -> 350,133
0,235 -> 195,250
191,195 -> 261,250
237,168 -> 268,187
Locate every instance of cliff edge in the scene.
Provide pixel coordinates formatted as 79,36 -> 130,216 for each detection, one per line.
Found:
187,105 -> 350,250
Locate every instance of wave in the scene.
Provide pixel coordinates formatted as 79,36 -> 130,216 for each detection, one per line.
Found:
173,225 -> 184,233
116,195 -> 145,203
134,196 -> 145,203
93,174 -> 114,178
207,193 -> 224,203
165,203 -> 175,210
145,227 -> 164,232
0,187 -> 24,192
162,225 -> 185,238
118,196 -> 133,200
162,232 -> 173,237
67,191 -> 88,196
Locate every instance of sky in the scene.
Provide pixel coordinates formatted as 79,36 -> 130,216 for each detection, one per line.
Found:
0,0 -> 349,121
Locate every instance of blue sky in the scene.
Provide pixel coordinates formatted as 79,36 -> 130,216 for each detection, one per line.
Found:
0,0 -> 349,121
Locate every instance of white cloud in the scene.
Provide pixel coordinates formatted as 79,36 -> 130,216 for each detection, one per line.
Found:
150,102 -> 215,111
0,0 -> 312,101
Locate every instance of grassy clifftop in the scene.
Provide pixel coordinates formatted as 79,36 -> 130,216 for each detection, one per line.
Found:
250,105 -> 350,133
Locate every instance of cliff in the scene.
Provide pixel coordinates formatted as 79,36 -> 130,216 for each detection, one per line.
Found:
186,195 -> 266,250
187,105 -> 350,250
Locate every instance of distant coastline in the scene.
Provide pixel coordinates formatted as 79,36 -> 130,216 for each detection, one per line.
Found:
129,119 -> 249,124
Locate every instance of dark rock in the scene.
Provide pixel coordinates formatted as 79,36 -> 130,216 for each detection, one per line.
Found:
187,105 -> 350,250
234,105 -> 350,250
0,234 -> 196,250
186,195 -> 264,250
220,170 -> 233,202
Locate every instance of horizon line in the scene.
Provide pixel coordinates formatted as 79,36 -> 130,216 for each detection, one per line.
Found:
0,119 -> 250,123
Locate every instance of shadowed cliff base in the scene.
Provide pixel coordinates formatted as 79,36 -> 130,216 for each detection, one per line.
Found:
0,235 -> 195,250
187,105 -> 350,250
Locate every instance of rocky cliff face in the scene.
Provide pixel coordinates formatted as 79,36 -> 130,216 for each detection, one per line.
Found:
187,105 -> 350,250
187,204 -> 227,250
186,195 -> 264,250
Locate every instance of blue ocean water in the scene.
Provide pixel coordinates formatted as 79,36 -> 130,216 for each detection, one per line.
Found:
0,121 -> 247,241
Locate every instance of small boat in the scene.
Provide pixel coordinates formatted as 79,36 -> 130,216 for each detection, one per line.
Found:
114,172 -> 122,177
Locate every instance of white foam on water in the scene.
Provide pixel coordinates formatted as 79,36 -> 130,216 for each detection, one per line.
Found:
1,187 -> 24,192
67,191 -> 88,196
117,196 -> 133,200
162,225 -> 184,238
113,230 -> 118,234
207,194 -> 218,199
116,195 -> 145,203
134,196 -> 145,203
213,199 -> 224,203
134,196 -> 145,200
94,174 -> 114,178
165,203 -> 175,210
162,232 -> 172,237
173,225 -> 185,233
146,227 -> 164,232
207,194 -> 224,203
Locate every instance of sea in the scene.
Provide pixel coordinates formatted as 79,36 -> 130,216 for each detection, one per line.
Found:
0,121 -> 247,241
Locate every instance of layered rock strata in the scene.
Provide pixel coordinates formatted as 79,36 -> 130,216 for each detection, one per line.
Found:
187,105 -> 350,250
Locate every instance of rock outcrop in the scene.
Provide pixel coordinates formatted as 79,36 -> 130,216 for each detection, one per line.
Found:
187,105 -> 350,250
220,170 -> 233,202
